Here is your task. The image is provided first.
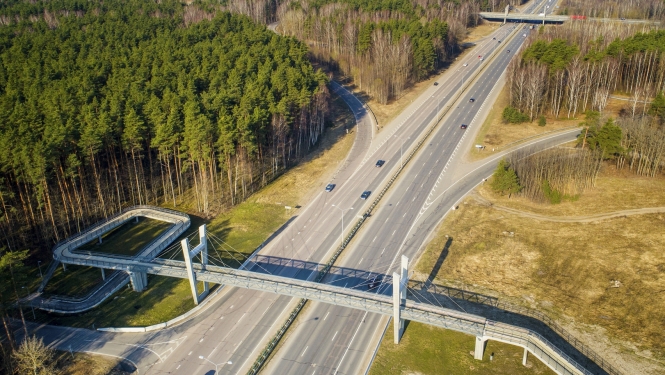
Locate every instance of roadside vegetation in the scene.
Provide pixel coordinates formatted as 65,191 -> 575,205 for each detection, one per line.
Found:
413,168 -> 665,374
370,320 -> 554,375
77,218 -> 172,257
558,0 -> 665,21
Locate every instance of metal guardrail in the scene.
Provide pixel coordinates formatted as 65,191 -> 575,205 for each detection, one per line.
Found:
416,282 -> 623,375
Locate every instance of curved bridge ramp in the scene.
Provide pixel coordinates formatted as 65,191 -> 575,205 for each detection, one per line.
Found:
27,271 -> 129,314
40,206 -> 189,313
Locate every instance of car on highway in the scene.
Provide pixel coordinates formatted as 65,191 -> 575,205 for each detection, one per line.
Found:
507,49 -> 511,53
460,124 -> 468,129
368,274 -> 383,290
463,63 -> 468,67
492,37 -> 496,40
498,40 -> 501,43
360,190 -> 371,200
469,98 -> 475,103
523,33 -> 527,37
325,183 -> 336,192
375,160 -> 385,167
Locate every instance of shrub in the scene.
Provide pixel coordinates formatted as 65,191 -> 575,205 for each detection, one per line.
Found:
502,106 -> 530,124
538,115 -> 546,126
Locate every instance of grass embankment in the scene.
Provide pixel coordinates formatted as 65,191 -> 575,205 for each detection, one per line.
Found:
370,321 -> 554,375
56,351 -> 127,375
77,217 -> 172,257
413,168 -> 665,373
42,265 -> 104,298
37,89 -> 357,328
470,86 -> 580,161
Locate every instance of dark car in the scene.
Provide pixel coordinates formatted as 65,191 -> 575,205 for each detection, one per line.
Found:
460,124 -> 468,129
469,98 -> 475,103
368,274 -> 383,290
433,82 -> 439,86
498,40 -> 501,43
375,160 -> 385,167
360,190 -> 371,200
507,49 -> 511,53
325,183 -> 336,192
492,37 -> 496,40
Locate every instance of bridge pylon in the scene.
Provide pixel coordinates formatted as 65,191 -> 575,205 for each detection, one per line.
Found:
181,225 -> 211,305
503,4 -> 510,25
393,255 -> 409,344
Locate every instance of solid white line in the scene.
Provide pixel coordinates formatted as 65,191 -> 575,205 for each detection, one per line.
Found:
333,311 -> 369,375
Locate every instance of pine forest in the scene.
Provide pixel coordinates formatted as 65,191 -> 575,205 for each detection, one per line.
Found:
0,0 -> 329,253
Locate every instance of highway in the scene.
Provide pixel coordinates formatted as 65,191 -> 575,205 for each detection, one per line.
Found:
263,1 -> 565,374
141,14 -> 527,375
23,1 -> 582,373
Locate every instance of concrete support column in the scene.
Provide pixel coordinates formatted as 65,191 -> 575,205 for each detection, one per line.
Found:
129,270 -> 147,292
392,272 -> 403,344
62,263 -> 67,272
393,255 -> 410,344
523,348 -> 528,366
181,224 -> 210,305
135,216 -> 139,223
98,235 -> 102,244
474,337 -> 488,360
101,268 -> 106,281
503,4 -> 509,24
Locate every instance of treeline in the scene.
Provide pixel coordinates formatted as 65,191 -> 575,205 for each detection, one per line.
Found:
507,22 -> 665,121
203,0 -> 524,104
492,148 -> 603,203
0,1 -> 329,253
558,0 -> 665,21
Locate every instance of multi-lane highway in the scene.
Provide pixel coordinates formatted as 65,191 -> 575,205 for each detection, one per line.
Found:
262,2 -> 565,374
26,0 -> 582,373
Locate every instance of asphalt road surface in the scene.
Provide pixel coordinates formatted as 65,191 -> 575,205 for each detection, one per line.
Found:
25,1 -> 575,373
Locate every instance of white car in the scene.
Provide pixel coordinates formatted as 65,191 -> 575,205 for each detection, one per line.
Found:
463,63 -> 468,67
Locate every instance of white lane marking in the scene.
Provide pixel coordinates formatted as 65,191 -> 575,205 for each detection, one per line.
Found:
333,311 -> 370,375
392,230 -> 396,236
301,346 -> 309,357
359,258 -> 363,264
372,236 -> 377,242
332,331 -> 338,341
238,313 -> 247,322
177,365 -> 181,369
188,351 -> 192,355
324,312 -> 330,320
199,338 -> 204,343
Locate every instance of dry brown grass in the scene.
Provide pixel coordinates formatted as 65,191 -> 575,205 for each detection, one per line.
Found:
57,352 -> 126,375
253,92 -> 356,208
469,86 -> 580,161
413,169 -> 665,374
464,21 -> 501,43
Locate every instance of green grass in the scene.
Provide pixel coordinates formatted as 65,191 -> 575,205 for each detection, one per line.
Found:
35,89 -> 357,327
36,275 -> 200,328
77,217 -> 172,257
370,321 -> 555,375
42,264 -> 104,298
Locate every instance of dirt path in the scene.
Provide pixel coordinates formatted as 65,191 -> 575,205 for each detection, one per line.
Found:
472,194 -> 665,222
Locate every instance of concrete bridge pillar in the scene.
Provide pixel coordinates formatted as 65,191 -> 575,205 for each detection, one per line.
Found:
393,255 -> 409,344
523,348 -> 528,365
98,235 -> 102,244
503,4 -> 510,24
474,336 -> 488,360
101,268 -> 106,281
129,270 -> 147,292
181,225 -> 210,305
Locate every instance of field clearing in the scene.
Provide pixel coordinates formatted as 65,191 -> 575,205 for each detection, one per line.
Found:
56,351 -> 126,375
77,217 -> 172,257
464,21 -> 501,43
469,85 -> 580,161
369,321 -> 554,375
36,89 -> 357,328
413,170 -> 665,374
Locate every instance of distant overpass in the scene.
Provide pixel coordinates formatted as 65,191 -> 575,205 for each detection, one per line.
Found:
479,12 -> 660,25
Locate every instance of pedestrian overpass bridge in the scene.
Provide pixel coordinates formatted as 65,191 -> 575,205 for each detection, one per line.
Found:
479,12 -> 659,25
49,211 -> 623,375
